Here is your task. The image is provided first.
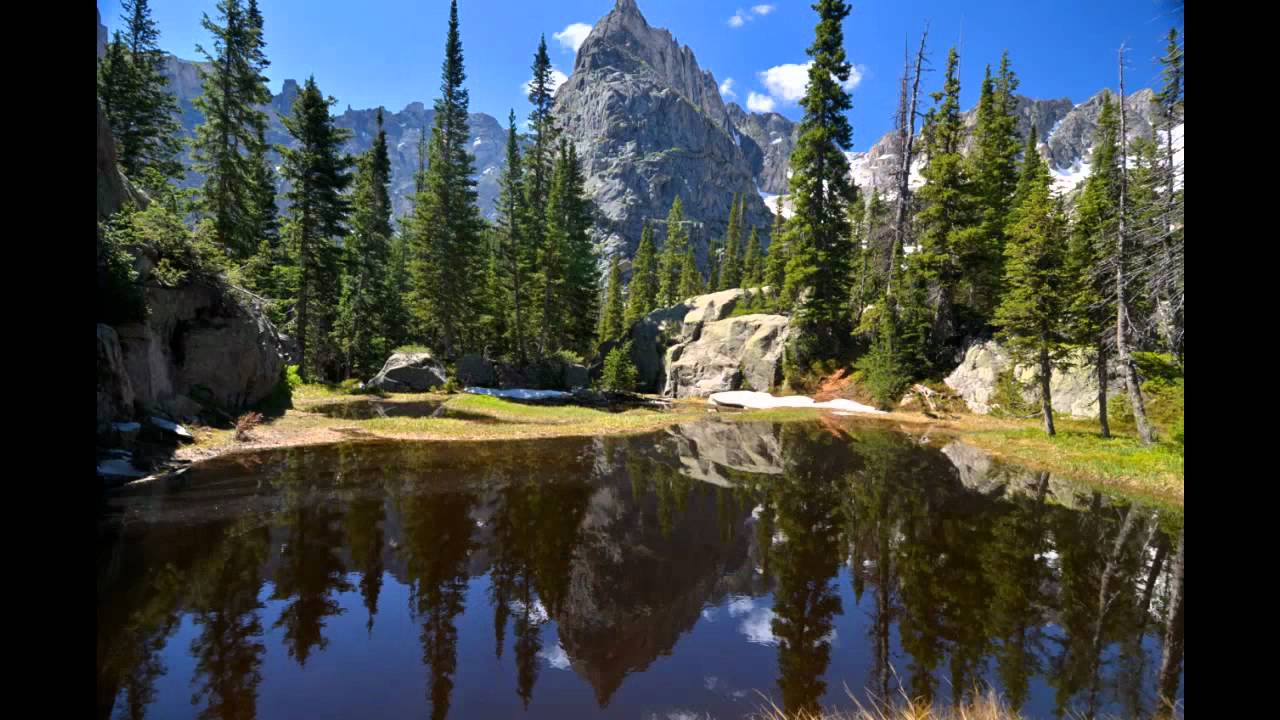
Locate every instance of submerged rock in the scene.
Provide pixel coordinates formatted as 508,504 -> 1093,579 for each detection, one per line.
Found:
367,352 -> 447,393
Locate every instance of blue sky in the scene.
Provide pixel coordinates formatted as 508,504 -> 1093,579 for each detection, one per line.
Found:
100,0 -> 1183,150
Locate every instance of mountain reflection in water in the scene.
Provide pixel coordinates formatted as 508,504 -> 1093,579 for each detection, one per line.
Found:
97,420 -> 1184,719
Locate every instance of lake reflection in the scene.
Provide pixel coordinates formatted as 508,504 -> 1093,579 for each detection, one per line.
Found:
97,421 -> 1184,719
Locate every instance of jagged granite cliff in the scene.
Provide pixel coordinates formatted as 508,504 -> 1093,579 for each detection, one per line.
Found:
553,0 -> 774,269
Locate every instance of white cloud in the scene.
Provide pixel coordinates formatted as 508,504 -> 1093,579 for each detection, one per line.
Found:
719,77 -> 736,99
747,91 -> 776,113
553,22 -> 592,52
522,68 -> 568,95
757,62 -> 865,106
739,606 -> 778,645
728,11 -> 747,28
538,641 -> 572,670
730,5 -> 774,27
752,4 -> 775,14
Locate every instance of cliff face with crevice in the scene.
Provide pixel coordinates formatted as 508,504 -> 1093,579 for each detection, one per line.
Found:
552,0 -> 774,272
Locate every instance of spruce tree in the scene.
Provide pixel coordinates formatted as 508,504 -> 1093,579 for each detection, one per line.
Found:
782,0 -> 857,366
679,246 -> 704,299
192,0 -> 273,258
249,127 -> 279,247
916,47 -> 979,355
97,0 -> 184,182
525,35 -> 559,271
336,108 -> 393,379
993,132 -> 1072,436
625,221 -> 658,325
966,53 -> 1022,320
495,110 -> 530,361
1068,93 -> 1119,438
1152,28 -> 1184,362
719,194 -> 743,290
764,196 -> 789,295
539,141 -> 598,355
598,255 -> 625,342
280,77 -> 353,382
743,226 -> 763,288
707,237 -> 722,292
657,197 -> 688,307
408,0 -> 484,357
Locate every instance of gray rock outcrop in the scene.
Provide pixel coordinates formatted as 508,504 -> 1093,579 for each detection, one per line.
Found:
944,340 -> 1122,418
625,288 -> 789,397
367,352 -> 447,392
97,324 -> 135,434
553,0 -> 774,271
726,103 -> 798,196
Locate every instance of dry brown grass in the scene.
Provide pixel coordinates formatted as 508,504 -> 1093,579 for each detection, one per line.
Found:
749,686 -> 1182,720
233,412 -> 263,441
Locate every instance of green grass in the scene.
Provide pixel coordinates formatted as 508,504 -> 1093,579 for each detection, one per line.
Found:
959,418 -> 1183,506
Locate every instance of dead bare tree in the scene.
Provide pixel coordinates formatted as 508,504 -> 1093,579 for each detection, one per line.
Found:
886,28 -> 929,300
1115,45 -> 1157,445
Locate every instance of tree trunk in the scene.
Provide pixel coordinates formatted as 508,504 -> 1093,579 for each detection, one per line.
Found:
1115,47 -> 1157,445
1097,337 -> 1111,438
887,30 -> 928,300
1039,345 -> 1055,436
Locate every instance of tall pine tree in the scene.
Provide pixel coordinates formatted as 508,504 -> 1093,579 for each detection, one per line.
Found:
280,77 -> 353,382
336,108 -> 393,379
625,221 -> 658,325
764,196 -> 789,295
966,53 -> 1022,320
495,110 -> 530,361
657,197 -> 688,307
97,0 -> 184,183
1068,92 -> 1120,438
719,194 -> 744,290
993,131 -> 1072,437
192,0 -> 273,258
783,0 -> 857,366
916,47 -> 980,357
408,0 -> 485,357
743,226 -> 763,288
598,255 -> 625,342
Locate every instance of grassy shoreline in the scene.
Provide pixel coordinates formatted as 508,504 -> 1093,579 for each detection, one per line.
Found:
172,386 -> 1183,507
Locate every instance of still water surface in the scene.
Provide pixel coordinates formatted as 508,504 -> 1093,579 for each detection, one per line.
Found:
97,420 -> 1184,719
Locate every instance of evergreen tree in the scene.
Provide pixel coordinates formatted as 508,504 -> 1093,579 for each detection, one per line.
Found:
336,108 -> 393,379
916,47 -> 980,354
192,0 -> 273,258
279,77 -> 353,382
97,0 -> 183,182
525,35 -> 559,273
743,226 -> 763,288
1068,93 -> 1120,438
408,0 -> 484,357
993,132 -> 1072,436
656,197 -> 688,307
625,221 -> 659,326
707,237 -> 722,292
598,255 -> 625,342
782,0 -> 857,366
678,246 -> 704,299
539,141 -> 598,354
1152,28 -> 1184,362
479,228 -> 510,358
384,231 -> 413,349
965,53 -> 1022,320
764,196 -> 789,295
495,110 -> 530,361
719,194 -> 743,290
249,127 -> 279,247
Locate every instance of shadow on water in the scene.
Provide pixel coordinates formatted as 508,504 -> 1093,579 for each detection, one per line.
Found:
97,420 -> 1184,720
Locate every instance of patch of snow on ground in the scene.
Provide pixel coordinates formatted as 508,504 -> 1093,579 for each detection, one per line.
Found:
708,390 -> 885,414
770,137 -> 783,145
465,387 -> 571,400
1051,159 -> 1091,194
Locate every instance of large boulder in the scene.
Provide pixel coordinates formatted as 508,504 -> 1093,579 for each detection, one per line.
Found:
116,282 -> 283,419
97,324 -> 135,435
367,352 -> 447,392
663,314 -> 789,398
944,340 -> 1122,419
625,288 -> 789,397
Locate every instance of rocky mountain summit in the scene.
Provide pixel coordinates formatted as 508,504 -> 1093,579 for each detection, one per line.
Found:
553,0 -> 774,270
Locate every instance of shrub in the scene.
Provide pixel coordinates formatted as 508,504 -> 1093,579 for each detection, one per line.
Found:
990,367 -> 1037,418
600,343 -> 639,392
441,377 -> 460,394
855,341 -> 911,410
395,344 -> 432,353
286,365 -> 304,390
98,209 -> 147,325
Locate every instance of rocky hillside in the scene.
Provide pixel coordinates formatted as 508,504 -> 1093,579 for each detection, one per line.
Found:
552,0 -> 774,270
